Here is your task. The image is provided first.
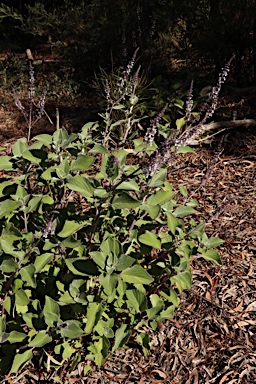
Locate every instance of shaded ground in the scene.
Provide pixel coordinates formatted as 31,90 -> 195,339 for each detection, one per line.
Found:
0,55 -> 255,383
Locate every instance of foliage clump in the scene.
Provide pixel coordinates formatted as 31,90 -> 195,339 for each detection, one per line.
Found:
0,56 -> 226,377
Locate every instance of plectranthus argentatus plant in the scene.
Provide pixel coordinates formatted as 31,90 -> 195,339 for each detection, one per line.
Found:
0,52 -> 230,376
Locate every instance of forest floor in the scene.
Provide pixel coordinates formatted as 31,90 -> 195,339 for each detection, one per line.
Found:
0,53 -> 255,383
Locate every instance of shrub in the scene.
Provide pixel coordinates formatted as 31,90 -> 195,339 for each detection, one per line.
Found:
0,55 -> 228,377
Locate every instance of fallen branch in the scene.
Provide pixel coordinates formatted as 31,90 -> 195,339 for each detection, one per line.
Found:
187,119 -> 256,145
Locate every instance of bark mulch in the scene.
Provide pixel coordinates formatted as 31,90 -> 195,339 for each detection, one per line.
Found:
1,123 -> 255,384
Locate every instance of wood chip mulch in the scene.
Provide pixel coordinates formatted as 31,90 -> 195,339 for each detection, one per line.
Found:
2,127 -> 256,384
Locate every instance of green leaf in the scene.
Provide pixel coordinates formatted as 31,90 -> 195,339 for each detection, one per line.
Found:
69,279 -> 86,302
110,119 -> 127,128
27,195 -> 42,212
22,150 -> 41,164
173,206 -> 196,217
112,192 -> 140,209
149,167 -> 167,187
0,315 -> 5,334
93,187 -> 109,198
112,324 -> 131,352
29,142 -> 46,150
141,204 -> 160,219
126,289 -> 146,313
44,296 -> 60,316
62,341 -> 76,359
16,304 -> 29,314
61,321 -> 84,339
28,330 -> 52,347
63,133 -> 78,148
171,82 -> 181,91
201,250 -> 222,266
147,294 -> 165,319
171,271 -> 192,292
177,145 -> 195,154
101,154 -> 118,180
112,104 -> 125,109
34,253 -> 53,273
3,296 -> 11,315
147,304 -> 164,319
178,185 -> 188,197
15,290 -> 30,306
41,195 -> 54,205
89,144 -> 108,154
33,133 -> 52,147
11,349 -> 33,373
139,231 -> 161,249
12,138 -> 28,156
0,181 -> 16,197
130,96 -> 139,105
99,274 -> 117,296
58,291 -> 76,305
58,220 -> 86,238
121,265 -> 153,285
84,365 -> 92,376
55,158 -> 70,179
0,199 -> 21,218
157,305 -> 176,320
101,236 -> 120,259
90,337 -> 109,367
19,265 -> 36,288
133,138 -> 146,152
66,175 -> 94,197
80,121 -> 98,140
160,289 -> 179,306
0,257 -> 18,273
13,185 -> 27,199
61,236 -> 82,249
0,156 -> 13,170
65,258 -> 98,276
147,190 -> 173,205
0,239 -> 24,258
203,237 -> 224,248
90,251 -> 107,270
8,331 -> 27,343
22,313 -> 37,329
173,98 -> 183,106
166,212 -> 179,235
114,254 -> 135,271
41,166 -> 54,181
176,117 -> 186,130
116,180 -> 140,191
43,296 -> 60,327
136,332 -> 150,356
85,302 -> 101,334
71,155 -> 95,171
53,127 -> 68,144
186,199 -> 199,207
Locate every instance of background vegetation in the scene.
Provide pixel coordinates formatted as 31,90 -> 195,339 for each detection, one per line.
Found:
1,0 -> 256,88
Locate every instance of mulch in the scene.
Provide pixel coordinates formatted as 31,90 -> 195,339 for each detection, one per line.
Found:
1,111 -> 256,384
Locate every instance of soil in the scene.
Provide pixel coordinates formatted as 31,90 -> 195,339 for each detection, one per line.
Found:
1,57 -> 255,384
